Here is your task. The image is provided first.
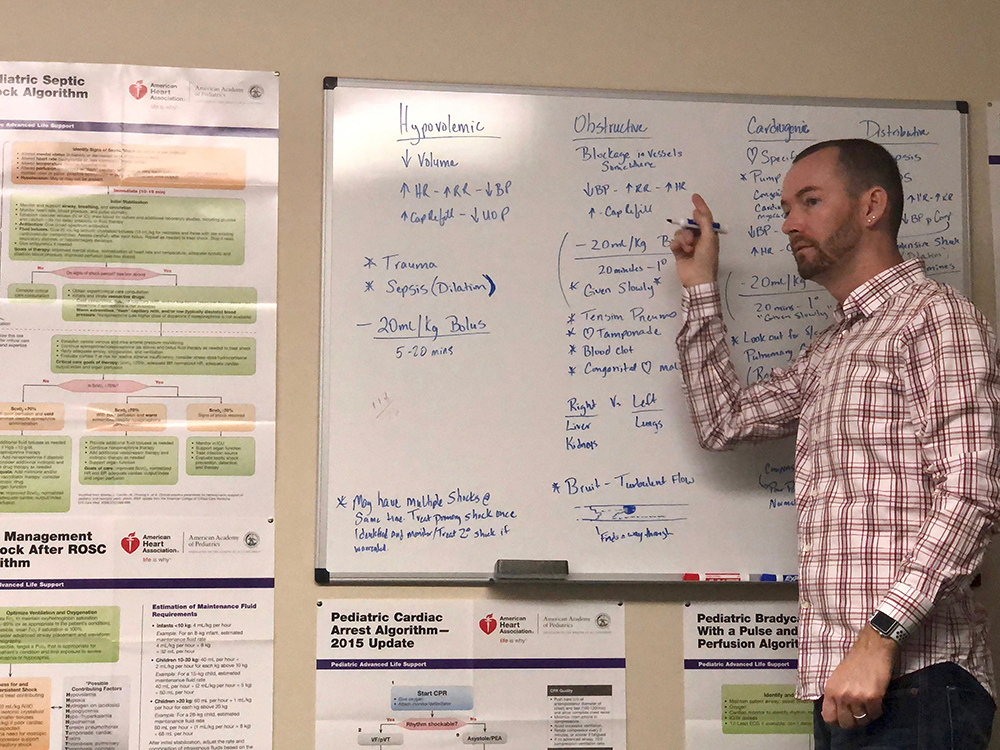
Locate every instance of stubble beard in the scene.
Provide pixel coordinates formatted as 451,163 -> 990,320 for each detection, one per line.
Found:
792,214 -> 863,281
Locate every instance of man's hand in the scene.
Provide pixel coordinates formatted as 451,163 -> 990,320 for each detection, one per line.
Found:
821,624 -> 898,729
668,193 -> 720,287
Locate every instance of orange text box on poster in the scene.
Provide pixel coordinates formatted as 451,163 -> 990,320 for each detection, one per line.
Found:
0,403 -> 64,431
12,142 -> 245,189
0,678 -> 51,750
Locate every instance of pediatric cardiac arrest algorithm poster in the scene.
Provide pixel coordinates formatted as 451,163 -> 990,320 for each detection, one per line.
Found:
316,599 -> 626,750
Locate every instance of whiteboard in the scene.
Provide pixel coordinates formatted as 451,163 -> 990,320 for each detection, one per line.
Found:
316,78 -> 968,582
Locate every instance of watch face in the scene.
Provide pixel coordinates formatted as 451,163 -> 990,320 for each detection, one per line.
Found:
871,611 -> 897,634
871,611 -> 905,641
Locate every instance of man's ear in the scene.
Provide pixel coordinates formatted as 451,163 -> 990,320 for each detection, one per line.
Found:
862,186 -> 889,228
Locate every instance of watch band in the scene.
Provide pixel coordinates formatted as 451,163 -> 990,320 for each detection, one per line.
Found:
870,611 -> 907,643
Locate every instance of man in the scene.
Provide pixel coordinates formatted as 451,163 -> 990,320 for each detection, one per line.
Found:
670,139 -> 999,747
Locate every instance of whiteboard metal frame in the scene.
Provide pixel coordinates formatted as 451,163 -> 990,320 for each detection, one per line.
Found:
315,77 -> 970,584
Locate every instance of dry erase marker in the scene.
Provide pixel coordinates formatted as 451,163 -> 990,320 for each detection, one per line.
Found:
667,217 -> 728,234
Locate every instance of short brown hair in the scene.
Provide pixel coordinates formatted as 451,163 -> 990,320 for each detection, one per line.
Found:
794,139 -> 903,238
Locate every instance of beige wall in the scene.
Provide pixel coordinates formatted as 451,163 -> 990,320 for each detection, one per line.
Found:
3,1 -> 1000,747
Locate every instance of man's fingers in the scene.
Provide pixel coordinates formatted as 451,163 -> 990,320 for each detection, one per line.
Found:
669,194 -> 720,287
821,695 -> 838,725
691,192 -> 712,218
823,694 -> 884,730
669,229 -> 697,254
861,699 -> 883,723
838,702 -> 856,729
691,192 -> 715,233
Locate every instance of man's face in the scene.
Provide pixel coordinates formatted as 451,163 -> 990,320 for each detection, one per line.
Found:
780,148 -> 863,282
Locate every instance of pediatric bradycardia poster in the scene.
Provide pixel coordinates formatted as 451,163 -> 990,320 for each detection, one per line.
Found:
684,601 -> 809,748
316,599 -> 626,749
0,61 -> 277,525
989,101 -> 1000,314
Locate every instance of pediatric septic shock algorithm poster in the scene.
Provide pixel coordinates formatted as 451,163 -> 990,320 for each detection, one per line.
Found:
0,61 -> 277,750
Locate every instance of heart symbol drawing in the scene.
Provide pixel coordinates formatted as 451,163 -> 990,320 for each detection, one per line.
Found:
747,147 -> 759,164
121,533 -> 140,554
641,361 -> 652,374
479,614 -> 497,635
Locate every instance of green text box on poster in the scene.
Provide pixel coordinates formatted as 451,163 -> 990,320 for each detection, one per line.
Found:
10,195 -> 244,265
0,607 -> 120,663
0,437 -> 71,512
80,437 -> 178,485
721,684 -> 812,734
186,437 -> 256,476
63,286 -> 257,324
52,336 -> 256,375
8,283 -> 56,301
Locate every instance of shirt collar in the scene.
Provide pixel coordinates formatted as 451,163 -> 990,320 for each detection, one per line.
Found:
838,258 -> 926,323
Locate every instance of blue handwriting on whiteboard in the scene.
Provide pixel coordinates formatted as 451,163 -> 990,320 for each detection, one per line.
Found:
399,104 -> 497,146
595,526 -> 676,543
758,462 -> 795,497
342,488 -> 515,553
577,503 -> 688,522
746,115 -> 811,142
573,112 -> 649,137
859,120 -> 930,140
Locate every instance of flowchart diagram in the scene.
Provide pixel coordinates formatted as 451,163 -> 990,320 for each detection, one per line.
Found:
0,60 -> 278,750
0,67 -> 277,519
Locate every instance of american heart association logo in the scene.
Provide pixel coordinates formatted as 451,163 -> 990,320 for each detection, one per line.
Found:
121,532 -> 140,554
479,613 -> 497,635
129,80 -> 148,100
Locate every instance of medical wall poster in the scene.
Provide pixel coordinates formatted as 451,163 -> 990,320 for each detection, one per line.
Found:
0,516 -> 274,748
0,582 -> 273,750
683,601 -> 810,749
316,599 -> 626,750
0,513 -> 273,580
0,61 -> 277,750
0,61 -> 278,531
989,102 -> 1000,315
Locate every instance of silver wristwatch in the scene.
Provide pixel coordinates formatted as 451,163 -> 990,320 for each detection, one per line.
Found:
870,611 -> 907,643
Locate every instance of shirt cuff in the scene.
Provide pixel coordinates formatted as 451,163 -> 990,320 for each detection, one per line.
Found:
681,282 -> 722,319
876,581 -> 935,637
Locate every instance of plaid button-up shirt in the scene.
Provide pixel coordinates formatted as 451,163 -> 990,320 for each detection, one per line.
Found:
677,258 -> 1000,700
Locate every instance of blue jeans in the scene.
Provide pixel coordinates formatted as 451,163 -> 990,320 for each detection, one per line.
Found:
813,662 -> 995,749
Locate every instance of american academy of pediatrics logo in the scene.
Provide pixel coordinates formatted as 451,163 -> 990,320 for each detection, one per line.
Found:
121,532 -> 140,554
479,613 -> 497,635
128,80 -> 148,100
